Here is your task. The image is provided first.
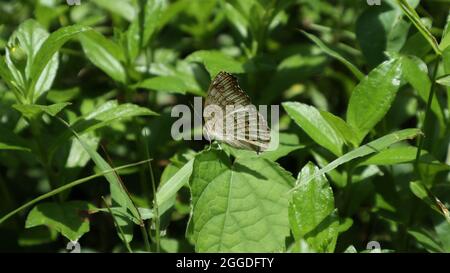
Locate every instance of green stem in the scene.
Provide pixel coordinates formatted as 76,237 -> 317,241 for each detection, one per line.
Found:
102,196 -> 133,253
144,134 -> 160,253
0,159 -> 152,225
414,57 -> 441,173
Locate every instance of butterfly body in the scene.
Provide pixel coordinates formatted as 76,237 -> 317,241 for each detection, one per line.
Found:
203,71 -> 271,153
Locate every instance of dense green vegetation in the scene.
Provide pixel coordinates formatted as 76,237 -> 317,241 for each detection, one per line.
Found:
0,0 -> 450,253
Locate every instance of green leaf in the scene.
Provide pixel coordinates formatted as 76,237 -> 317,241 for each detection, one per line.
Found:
91,0 -> 137,22
156,158 -> 194,217
436,74 -> 450,87
79,31 -> 126,83
402,56 -> 445,129
186,50 -> 245,78
291,128 -> 421,192
64,122 -> 142,243
222,1 -> 249,38
346,58 -> 403,145
25,201 -> 96,242
410,181 -> 450,222
142,0 -> 165,46
0,125 -> 31,152
395,0 -> 441,55
289,162 -> 339,253
358,146 -> 418,166
18,226 -> 58,247
12,19 -> 59,101
301,30 -> 364,80
137,76 -> 188,94
222,132 -> 304,161
408,228 -> 444,252
283,102 -> 344,156
29,25 -> 91,98
12,102 -> 71,119
320,111 -> 359,148
356,5 -> 410,67
72,100 -> 157,134
189,150 -> 294,252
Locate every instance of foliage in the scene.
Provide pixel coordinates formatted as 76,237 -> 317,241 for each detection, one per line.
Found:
0,0 -> 449,253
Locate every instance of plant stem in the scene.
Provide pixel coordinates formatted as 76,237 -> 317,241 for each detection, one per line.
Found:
102,196 -> 133,253
414,57 -> 441,173
145,136 -> 160,253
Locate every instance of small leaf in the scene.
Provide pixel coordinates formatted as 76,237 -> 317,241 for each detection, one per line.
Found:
79,31 -> 126,83
13,102 -> 71,119
186,50 -> 244,78
436,74 -> 450,87
291,128 -> 421,192
395,0 -> 441,55
137,76 -> 188,94
346,58 -> 403,145
91,0 -> 137,22
289,162 -> 339,253
358,146 -> 418,166
301,30 -> 364,80
283,102 -> 344,156
25,201 -> 96,242
29,25 -> 91,96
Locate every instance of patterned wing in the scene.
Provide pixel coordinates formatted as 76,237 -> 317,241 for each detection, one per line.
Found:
203,71 -> 271,153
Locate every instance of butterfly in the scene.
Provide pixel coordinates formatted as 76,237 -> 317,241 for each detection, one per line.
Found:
203,71 -> 271,153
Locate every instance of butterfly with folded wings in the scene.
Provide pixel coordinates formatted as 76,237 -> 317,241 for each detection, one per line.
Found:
203,71 -> 271,153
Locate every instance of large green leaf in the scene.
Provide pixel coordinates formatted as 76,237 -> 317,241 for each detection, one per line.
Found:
346,58 -> 403,144
79,31 -> 126,83
283,102 -> 344,156
189,150 -> 294,252
289,162 -> 339,252
25,201 -> 96,242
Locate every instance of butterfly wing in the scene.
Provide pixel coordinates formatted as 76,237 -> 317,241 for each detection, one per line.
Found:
203,71 -> 271,152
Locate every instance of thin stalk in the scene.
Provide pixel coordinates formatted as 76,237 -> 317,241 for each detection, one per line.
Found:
140,224 -> 152,252
144,130 -> 160,253
414,58 -> 441,172
102,196 -> 133,253
0,159 -> 152,225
